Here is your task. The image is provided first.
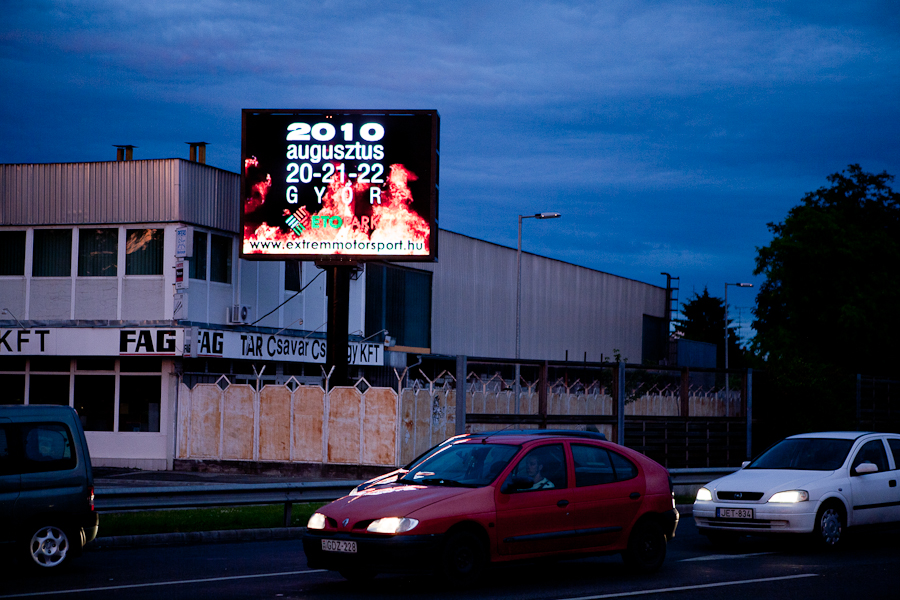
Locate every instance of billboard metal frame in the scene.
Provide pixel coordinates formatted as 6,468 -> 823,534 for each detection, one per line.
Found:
240,109 -> 439,263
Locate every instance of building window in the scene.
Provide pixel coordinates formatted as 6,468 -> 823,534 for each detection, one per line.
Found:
210,234 -> 232,284
0,231 -> 26,276
78,228 -> 118,277
0,374 -> 25,404
285,260 -> 302,291
189,231 -> 207,280
119,376 -> 161,432
27,374 -> 70,406
74,375 -> 115,432
365,264 -> 432,348
126,228 -> 164,275
33,229 -> 72,277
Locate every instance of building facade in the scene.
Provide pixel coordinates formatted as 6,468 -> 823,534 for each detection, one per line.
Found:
1,157 -> 666,469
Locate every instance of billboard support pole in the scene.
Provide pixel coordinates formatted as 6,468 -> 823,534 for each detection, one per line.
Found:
325,264 -> 352,387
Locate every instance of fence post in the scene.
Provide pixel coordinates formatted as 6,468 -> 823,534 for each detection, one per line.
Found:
539,361 -> 549,429
745,368 -> 753,459
617,361 -> 625,445
455,355 -> 467,435
611,362 -> 619,443
680,367 -> 690,417
856,373 -> 862,429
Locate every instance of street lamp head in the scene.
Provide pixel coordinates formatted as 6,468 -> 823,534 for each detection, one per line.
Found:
736,283 -> 753,288
535,212 -> 561,219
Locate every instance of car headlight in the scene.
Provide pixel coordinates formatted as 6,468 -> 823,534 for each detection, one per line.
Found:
307,512 -> 327,529
695,487 -> 712,502
768,490 -> 809,503
366,517 -> 419,534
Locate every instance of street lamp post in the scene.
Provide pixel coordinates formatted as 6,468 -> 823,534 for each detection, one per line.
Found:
724,282 -> 753,392
515,212 -> 561,413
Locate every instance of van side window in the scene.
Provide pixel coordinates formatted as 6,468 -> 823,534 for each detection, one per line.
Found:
21,424 -> 76,473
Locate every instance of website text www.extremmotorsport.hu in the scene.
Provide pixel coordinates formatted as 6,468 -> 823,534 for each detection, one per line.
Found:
247,239 -> 425,253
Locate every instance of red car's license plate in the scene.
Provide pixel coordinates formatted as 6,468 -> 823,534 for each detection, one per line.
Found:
717,508 -> 753,519
322,539 -> 357,553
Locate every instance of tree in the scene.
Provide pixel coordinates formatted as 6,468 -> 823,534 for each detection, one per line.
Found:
751,165 -> 900,431
675,288 -> 748,370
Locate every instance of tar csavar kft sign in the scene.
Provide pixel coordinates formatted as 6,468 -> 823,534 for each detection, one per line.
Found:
187,329 -> 383,366
1,328 -> 383,366
240,109 -> 439,262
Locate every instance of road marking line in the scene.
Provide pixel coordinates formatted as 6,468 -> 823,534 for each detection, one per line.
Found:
0,570 -> 328,598
555,574 -> 819,600
680,551 -> 778,562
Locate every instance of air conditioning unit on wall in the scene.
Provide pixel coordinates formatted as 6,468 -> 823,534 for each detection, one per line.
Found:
228,304 -> 252,324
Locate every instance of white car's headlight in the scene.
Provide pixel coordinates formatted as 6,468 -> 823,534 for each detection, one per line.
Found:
307,512 -> 327,529
695,487 -> 712,502
768,490 -> 809,503
366,517 -> 419,534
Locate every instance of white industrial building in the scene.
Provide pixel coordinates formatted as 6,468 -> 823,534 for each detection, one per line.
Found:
0,154 -> 667,469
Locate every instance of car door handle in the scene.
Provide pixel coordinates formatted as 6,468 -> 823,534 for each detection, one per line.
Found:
629,492 -> 641,500
890,480 -> 897,488
557,500 -> 569,508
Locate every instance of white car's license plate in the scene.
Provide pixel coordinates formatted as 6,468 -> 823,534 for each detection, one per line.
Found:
322,539 -> 357,553
717,508 -> 753,519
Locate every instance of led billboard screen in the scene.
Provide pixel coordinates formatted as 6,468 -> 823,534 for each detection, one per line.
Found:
240,109 -> 439,261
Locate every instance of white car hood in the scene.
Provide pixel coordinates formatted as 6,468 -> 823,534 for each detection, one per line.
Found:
708,469 -> 835,494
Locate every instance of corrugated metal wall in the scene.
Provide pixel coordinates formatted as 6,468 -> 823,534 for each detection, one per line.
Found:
398,231 -> 667,362
0,160 -> 239,232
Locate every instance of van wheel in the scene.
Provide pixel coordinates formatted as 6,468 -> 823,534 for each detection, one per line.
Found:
26,525 -> 72,568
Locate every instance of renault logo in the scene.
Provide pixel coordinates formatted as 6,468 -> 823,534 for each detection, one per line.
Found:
342,518 -> 350,527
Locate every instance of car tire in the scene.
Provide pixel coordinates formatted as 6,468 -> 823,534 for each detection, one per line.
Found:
623,519 -> 667,573
813,502 -> 845,549
441,530 -> 486,586
25,524 -> 74,569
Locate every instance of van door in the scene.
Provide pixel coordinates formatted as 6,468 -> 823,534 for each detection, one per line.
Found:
0,422 -> 22,526
15,423 -> 83,522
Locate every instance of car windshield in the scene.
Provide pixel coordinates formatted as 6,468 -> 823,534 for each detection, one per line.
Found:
399,442 -> 519,487
746,438 -> 853,470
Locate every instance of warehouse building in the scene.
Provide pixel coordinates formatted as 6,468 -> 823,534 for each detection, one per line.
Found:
0,154 -> 667,469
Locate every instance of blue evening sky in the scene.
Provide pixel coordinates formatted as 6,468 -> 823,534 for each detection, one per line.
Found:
2,1 -> 898,342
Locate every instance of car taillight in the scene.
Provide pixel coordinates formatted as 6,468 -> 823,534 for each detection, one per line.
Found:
89,486 -> 95,511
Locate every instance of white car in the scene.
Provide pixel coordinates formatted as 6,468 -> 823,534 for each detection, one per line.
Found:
693,431 -> 900,547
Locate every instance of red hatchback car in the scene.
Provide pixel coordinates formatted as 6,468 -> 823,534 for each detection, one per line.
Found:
303,431 -> 678,583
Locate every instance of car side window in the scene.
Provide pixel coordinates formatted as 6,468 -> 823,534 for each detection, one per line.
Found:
572,444 -> 616,486
507,444 -> 567,491
609,450 -> 638,482
851,439 -> 889,473
21,424 -> 76,473
888,439 -> 900,471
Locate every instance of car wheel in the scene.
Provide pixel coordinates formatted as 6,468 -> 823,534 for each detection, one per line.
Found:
813,503 -> 844,549
441,531 -> 486,586
623,520 -> 667,573
26,525 -> 73,568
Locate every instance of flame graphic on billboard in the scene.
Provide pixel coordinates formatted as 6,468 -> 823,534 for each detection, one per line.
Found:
242,162 -> 430,256
244,157 -> 272,214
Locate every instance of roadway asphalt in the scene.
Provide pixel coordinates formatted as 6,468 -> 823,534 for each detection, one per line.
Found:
90,467 -> 694,549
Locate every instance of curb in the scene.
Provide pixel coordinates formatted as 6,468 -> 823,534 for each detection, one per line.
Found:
90,526 -> 308,549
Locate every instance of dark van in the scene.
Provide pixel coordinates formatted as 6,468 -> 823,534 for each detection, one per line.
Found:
0,405 -> 98,568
